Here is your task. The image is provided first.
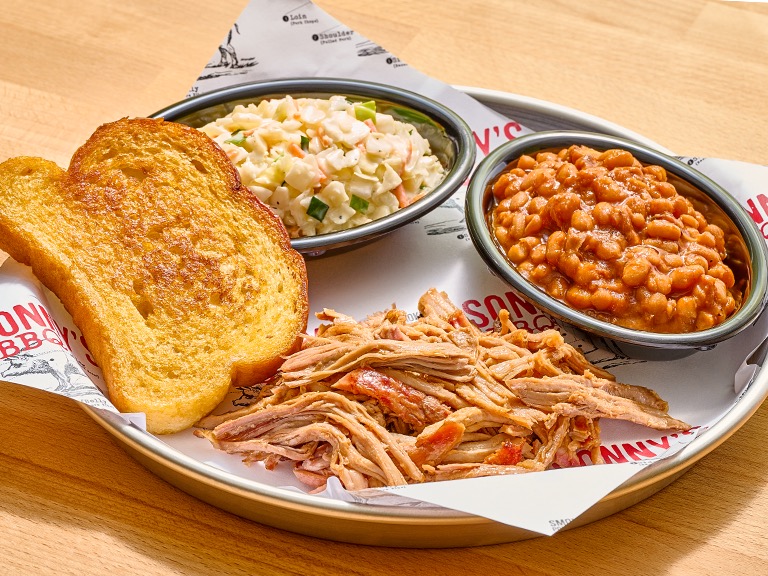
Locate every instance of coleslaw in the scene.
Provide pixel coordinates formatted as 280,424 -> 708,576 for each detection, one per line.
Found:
198,95 -> 446,237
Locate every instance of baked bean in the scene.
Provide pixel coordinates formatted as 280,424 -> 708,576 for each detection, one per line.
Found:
571,209 -> 595,231
536,151 -> 559,164
594,239 -> 623,261
684,252 -> 710,271
711,232 -> 726,254
625,230 -> 641,245
547,276 -> 569,300
643,165 -> 667,181
497,211 -> 516,229
656,257 -> 671,274
528,196 -> 548,214
663,253 -> 684,268
530,263 -> 551,282
599,149 -> 636,170
575,262 -> 601,285
524,214 -> 543,236
672,195 -> 690,217
592,202 -> 614,226
594,176 -> 628,203
560,252 -> 581,278
626,176 -> 651,195
591,288 -> 617,311
708,262 -> 735,288
690,243 -> 721,267
490,144 -> 744,333
656,181 -> 677,198
510,212 -> 526,240
696,312 -> 716,331
538,178 -> 561,197
565,230 -> 586,252
649,198 -> 674,215
692,276 -> 713,304
495,226 -> 511,247
517,169 -> 536,191
621,205 -> 637,232
506,241 -> 529,264
636,286 -> 652,304
626,196 -> 646,217
546,231 -> 566,265
646,292 -> 669,317
697,230 -> 717,248
556,162 -> 578,185
705,224 -> 725,241
517,261 -> 534,274
508,191 -> 530,211
622,259 -> 651,287
497,197 -> 513,212
612,166 -> 644,182
670,265 -> 705,291
565,285 -> 593,309
630,211 -> 646,229
570,150 -> 590,170
646,219 -> 682,241
492,172 -> 515,199
520,236 -> 540,251
549,192 -> 582,227
578,166 -> 608,186
529,243 -> 547,265
636,245 -> 662,267
682,227 -> 700,243
520,168 -> 551,192
603,278 -> 627,292
646,272 -> 672,295
677,296 -> 698,322
643,238 -> 680,253
713,278 -> 729,305
517,154 -> 537,171
680,214 -> 699,228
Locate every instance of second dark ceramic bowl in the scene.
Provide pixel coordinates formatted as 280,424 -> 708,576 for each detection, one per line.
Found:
465,130 -> 768,356
151,78 -> 476,255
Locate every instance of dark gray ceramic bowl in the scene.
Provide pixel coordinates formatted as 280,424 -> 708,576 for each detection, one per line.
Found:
151,78 -> 475,255
466,130 -> 768,356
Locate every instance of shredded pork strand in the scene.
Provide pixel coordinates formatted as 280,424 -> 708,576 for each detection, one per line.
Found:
195,288 -> 690,490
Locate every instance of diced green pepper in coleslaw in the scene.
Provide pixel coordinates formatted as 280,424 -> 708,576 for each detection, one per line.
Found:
306,196 -> 330,222
353,100 -> 377,122
198,95 -> 446,238
349,194 -> 369,213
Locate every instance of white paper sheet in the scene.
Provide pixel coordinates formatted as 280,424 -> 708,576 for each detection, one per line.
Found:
2,0 -> 767,536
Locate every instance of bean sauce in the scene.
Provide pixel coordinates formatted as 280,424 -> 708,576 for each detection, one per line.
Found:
490,145 -> 747,333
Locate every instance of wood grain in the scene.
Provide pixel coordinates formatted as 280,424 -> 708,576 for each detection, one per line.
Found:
1,1 -> 767,574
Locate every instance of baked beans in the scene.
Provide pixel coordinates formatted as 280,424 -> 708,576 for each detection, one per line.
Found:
490,145 -> 747,333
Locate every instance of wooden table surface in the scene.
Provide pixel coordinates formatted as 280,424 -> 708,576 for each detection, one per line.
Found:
1,1 -> 767,574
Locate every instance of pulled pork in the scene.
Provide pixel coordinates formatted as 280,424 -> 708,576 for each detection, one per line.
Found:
196,289 -> 689,491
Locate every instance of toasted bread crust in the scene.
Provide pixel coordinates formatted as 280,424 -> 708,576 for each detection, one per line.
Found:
0,118 -> 309,433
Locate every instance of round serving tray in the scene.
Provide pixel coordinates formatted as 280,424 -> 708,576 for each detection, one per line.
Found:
81,87 -> 768,547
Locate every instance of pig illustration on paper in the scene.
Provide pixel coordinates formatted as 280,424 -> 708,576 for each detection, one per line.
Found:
0,350 -> 97,398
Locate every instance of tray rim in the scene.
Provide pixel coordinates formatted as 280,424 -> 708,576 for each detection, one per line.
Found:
458,85 -> 675,154
79,87 -> 768,546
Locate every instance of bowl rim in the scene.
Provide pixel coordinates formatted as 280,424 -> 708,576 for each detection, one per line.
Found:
150,77 -> 477,254
466,130 -> 768,349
